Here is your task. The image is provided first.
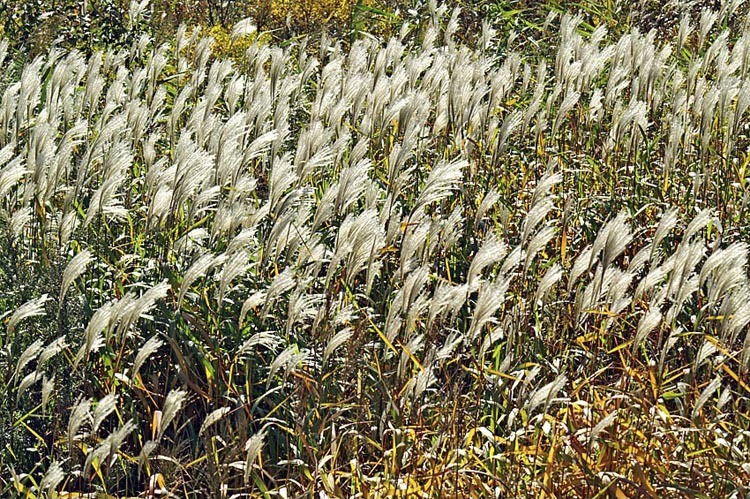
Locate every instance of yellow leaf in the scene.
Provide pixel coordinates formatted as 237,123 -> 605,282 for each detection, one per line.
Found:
151,410 -> 162,440
632,462 -> 657,496
722,364 -> 750,394
576,332 -> 598,346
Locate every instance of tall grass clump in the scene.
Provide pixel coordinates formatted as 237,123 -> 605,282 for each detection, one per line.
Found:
1,1 -> 750,497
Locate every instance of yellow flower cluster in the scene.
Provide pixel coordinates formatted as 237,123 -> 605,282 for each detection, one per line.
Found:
206,0 -> 369,61
206,24 -> 272,63
268,0 -> 359,33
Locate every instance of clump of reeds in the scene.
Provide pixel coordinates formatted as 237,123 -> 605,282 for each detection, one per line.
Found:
1,1 -> 750,497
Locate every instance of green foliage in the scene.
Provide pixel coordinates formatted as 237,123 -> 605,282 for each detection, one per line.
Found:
0,0 -> 149,56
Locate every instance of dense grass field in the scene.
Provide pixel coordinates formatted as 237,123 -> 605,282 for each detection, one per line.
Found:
1,1 -> 750,497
